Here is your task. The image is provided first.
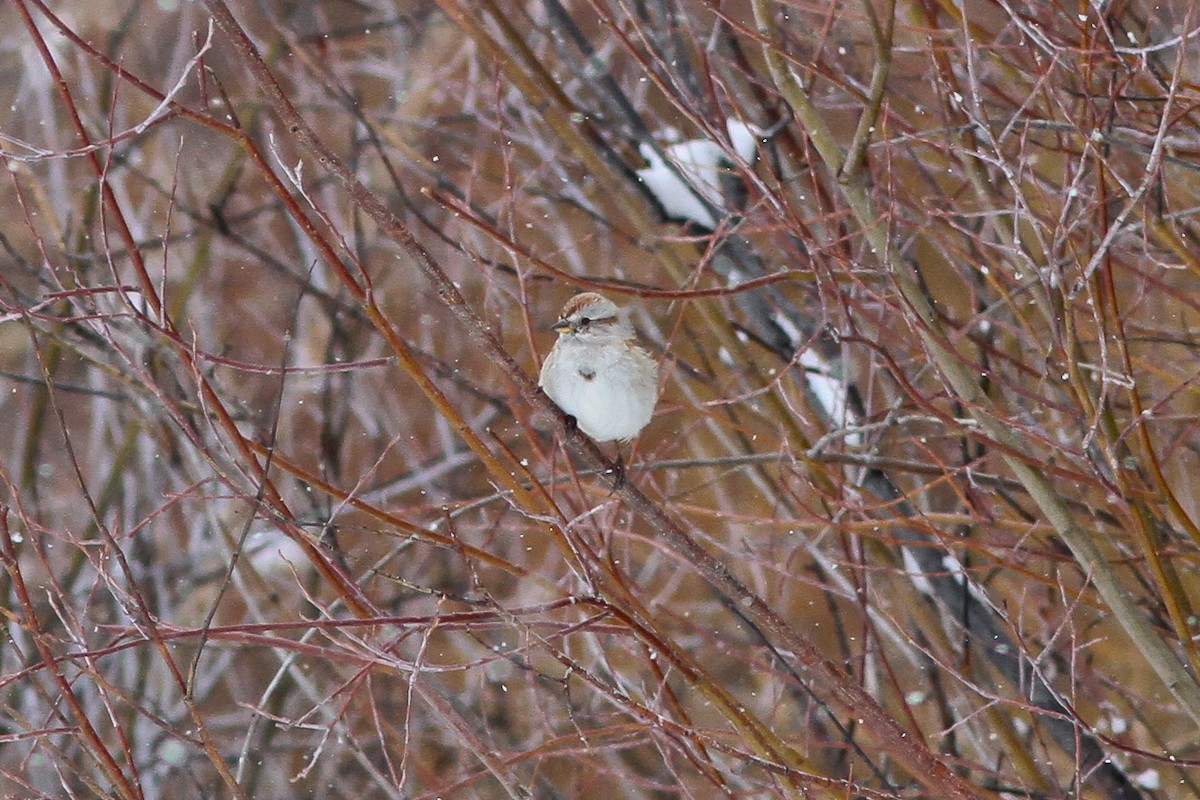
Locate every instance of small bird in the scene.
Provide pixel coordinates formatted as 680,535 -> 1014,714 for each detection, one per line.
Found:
538,292 -> 659,443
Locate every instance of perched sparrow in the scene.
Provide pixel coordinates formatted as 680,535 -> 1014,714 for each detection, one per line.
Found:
538,293 -> 659,443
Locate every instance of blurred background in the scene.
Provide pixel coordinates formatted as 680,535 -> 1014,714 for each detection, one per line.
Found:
0,1 -> 1198,797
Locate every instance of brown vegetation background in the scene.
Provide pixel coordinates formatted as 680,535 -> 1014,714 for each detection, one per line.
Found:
1,1 -> 1199,798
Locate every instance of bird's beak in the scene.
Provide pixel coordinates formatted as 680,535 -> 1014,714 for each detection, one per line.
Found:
550,319 -> 572,333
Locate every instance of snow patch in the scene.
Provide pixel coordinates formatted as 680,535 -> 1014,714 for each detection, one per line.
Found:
637,120 -> 763,229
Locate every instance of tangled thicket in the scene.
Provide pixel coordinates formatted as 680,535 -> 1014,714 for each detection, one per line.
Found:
1,2 -> 1199,798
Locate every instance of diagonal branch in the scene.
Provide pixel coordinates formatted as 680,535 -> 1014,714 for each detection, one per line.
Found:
750,0 -> 1200,731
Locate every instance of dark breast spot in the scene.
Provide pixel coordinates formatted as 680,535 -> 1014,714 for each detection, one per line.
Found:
579,367 -> 595,381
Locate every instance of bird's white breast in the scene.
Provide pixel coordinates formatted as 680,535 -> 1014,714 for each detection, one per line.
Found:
540,338 -> 658,442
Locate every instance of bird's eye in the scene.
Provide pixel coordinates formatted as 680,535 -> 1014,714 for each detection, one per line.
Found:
580,317 -> 590,325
